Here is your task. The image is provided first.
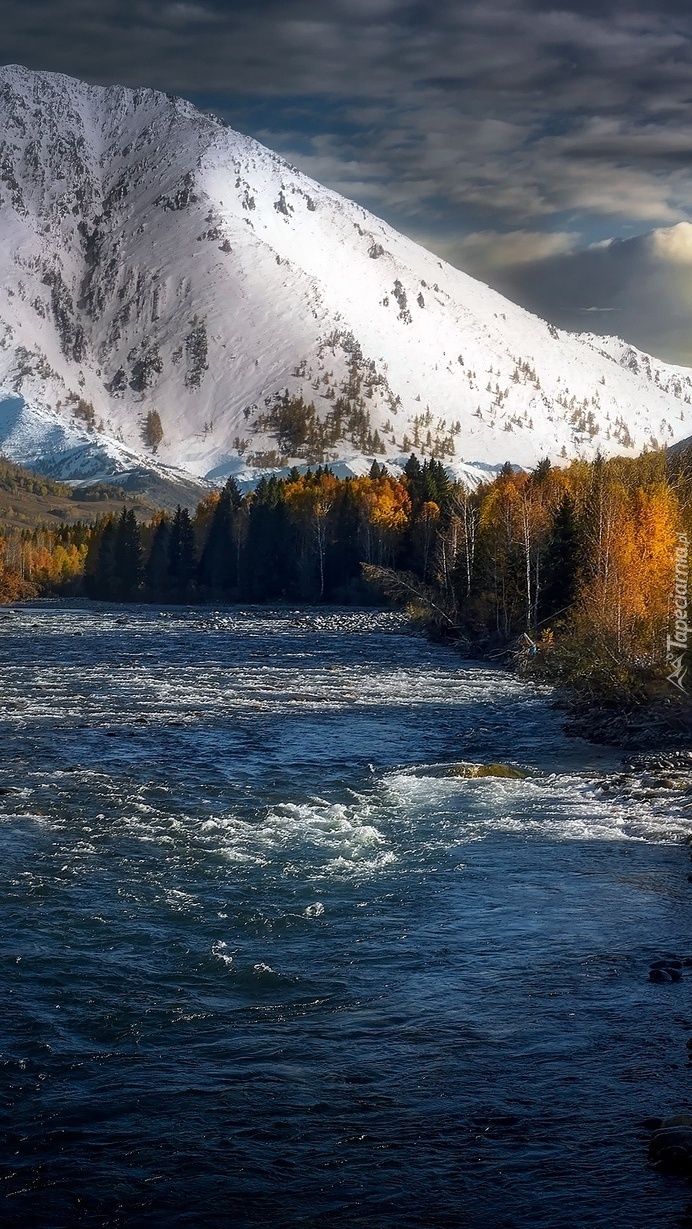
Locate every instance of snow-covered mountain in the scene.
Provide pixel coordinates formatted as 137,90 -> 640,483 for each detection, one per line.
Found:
1,63 -> 692,494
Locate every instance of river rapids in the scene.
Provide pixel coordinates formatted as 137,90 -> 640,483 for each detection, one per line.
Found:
1,605 -> 691,1227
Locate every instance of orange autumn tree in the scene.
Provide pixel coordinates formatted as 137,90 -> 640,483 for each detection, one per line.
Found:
0,536 -> 36,602
352,474 -> 411,566
33,541 -> 88,587
0,527 -> 89,602
571,476 -> 680,668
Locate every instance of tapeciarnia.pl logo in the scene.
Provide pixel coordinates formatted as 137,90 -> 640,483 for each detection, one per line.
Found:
667,532 -> 690,693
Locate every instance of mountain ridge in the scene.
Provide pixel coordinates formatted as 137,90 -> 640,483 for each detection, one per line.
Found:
0,63 -> 691,489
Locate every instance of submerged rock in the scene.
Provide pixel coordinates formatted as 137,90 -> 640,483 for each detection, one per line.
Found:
650,1124 -> 692,1173
445,762 -> 529,780
649,967 -> 682,983
649,957 -> 684,983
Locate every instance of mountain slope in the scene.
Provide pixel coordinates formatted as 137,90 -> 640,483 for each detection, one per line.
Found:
1,63 -> 692,487
0,454 -> 157,531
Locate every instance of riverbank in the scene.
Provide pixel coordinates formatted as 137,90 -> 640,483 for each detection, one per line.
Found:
558,693 -> 692,750
442,627 -> 692,753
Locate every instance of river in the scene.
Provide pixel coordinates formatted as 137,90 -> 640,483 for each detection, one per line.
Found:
1,604 -> 691,1227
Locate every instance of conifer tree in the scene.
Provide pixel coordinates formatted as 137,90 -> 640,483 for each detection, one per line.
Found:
168,506 -> 196,599
422,459 -> 451,508
145,517 -> 171,598
533,457 -> 552,483
539,495 -> 580,623
403,453 -> 423,496
325,480 -> 364,599
83,517 -> 111,597
142,410 -> 164,453
197,477 -> 243,596
114,508 -> 143,600
242,476 -> 290,600
92,519 -> 117,599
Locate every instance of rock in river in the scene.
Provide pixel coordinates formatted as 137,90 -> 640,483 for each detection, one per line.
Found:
445,762 -> 529,780
650,1120 -> 692,1173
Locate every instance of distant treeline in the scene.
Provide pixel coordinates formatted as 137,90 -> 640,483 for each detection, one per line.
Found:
0,457 -> 126,502
0,523 -> 89,602
83,459 -> 450,604
2,449 -> 692,699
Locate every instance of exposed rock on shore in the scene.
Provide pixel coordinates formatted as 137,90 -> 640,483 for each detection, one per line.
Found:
560,697 -> 692,750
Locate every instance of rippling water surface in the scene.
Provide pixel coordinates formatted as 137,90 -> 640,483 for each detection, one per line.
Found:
2,604 -> 692,1227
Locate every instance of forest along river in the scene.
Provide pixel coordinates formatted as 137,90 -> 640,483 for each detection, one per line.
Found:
1,604 -> 692,1229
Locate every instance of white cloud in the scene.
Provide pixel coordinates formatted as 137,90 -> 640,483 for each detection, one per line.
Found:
649,222 -> 692,265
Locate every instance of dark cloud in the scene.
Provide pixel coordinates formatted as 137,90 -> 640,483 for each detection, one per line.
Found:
3,0 -> 692,357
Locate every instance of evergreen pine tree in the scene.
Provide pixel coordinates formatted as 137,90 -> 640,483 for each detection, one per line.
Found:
422,459 -> 451,507
142,410 -> 164,453
324,480 -> 363,599
84,517 -> 110,597
92,519 -> 117,599
145,518 -> 171,599
533,457 -> 552,483
403,453 -> 425,507
539,495 -> 580,623
197,478 -> 243,596
242,477 -> 290,600
113,508 -> 143,600
168,506 -> 197,599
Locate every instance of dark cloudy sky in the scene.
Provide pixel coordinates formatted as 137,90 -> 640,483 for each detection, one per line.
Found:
4,0 -> 692,360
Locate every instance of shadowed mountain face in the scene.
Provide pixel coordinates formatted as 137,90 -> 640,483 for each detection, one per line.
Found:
1,63 -> 692,491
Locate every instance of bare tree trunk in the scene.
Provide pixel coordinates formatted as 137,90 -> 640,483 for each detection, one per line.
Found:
522,499 -> 532,630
